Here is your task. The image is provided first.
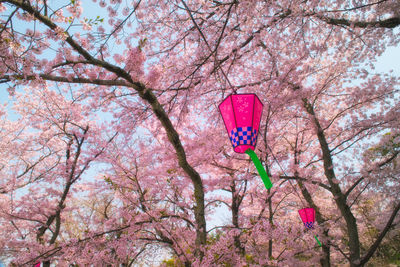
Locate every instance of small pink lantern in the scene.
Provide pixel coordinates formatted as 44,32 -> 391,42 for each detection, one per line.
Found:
219,93 -> 272,189
298,207 -> 315,229
298,207 -> 321,246
34,263 -> 41,267
218,94 -> 263,153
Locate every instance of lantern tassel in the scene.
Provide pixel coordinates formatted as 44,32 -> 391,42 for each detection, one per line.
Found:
314,235 -> 322,247
245,149 -> 273,189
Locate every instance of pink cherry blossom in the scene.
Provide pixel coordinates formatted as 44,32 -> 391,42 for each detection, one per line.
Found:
0,0 -> 399,266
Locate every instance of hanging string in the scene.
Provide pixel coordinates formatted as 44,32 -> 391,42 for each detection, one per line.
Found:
223,70 -> 237,95
180,0 -> 237,95
266,145 -> 306,208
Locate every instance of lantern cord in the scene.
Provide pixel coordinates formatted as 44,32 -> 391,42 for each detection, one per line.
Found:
314,235 -> 322,247
245,149 -> 273,189
266,145 -> 306,207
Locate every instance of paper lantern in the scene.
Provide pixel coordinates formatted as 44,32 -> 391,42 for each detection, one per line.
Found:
298,207 -> 315,229
219,93 -> 272,189
218,93 -> 263,153
298,207 -> 321,246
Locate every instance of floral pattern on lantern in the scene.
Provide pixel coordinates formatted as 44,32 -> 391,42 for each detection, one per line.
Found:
219,94 -> 263,153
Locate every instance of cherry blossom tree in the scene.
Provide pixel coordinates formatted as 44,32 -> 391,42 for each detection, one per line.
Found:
0,0 -> 399,266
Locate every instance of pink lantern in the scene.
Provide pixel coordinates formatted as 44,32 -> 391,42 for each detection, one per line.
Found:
34,263 -> 41,267
219,93 -> 272,189
298,207 -> 316,229
298,207 -> 322,246
218,94 -> 263,153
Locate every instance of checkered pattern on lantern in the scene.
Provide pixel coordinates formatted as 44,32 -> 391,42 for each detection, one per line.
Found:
304,222 -> 314,229
230,127 -> 257,148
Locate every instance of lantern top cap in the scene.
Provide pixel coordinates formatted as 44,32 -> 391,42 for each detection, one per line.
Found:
218,93 -> 264,110
299,207 -> 314,211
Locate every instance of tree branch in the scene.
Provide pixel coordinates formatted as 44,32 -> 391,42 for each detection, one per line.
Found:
358,201 -> 400,266
317,15 -> 400,29
0,74 -> 132,87
344,177 -> 364,198
279,175 -> 331,191
345,150 -> 399,197
322,0 -> 389,13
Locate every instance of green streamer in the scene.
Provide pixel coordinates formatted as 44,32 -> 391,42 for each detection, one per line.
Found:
314,235 -> 322,247
245,149 -> 273,189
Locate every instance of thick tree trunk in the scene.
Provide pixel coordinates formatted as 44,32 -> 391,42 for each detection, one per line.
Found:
139,87 -> 207,258
7,1 -> 208,260
303,99 -> 360,266
231,180 -> 245,255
